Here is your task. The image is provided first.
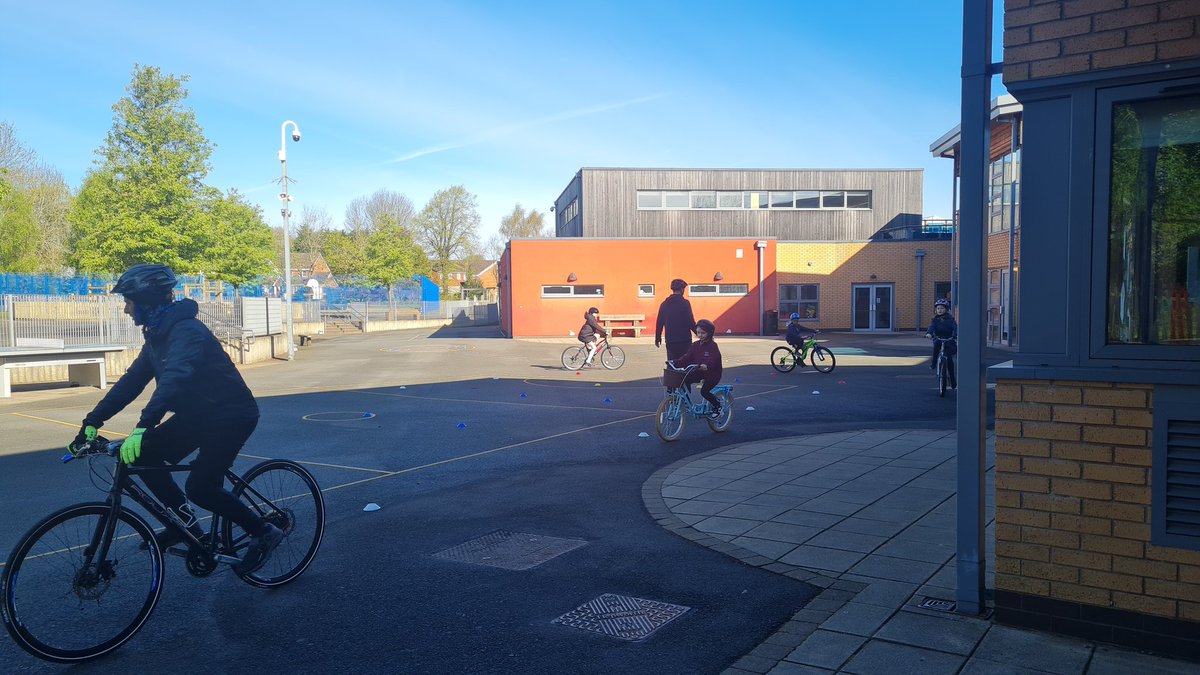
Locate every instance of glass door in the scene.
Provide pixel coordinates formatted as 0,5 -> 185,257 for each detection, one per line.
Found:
852,284 -> 894,331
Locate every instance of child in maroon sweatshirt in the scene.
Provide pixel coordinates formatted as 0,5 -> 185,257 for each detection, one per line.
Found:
671,318 -> 723,417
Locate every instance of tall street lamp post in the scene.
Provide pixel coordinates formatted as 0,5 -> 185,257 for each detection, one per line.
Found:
279,120 -> 301,360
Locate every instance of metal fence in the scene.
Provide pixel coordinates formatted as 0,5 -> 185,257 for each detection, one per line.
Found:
2,294 -> 142,348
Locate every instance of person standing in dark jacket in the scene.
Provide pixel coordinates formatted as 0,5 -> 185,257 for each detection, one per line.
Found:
68,264 -> 283,574
655,278 -> 696,361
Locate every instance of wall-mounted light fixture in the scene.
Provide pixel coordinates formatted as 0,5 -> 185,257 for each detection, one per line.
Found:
567,273 -> 577,282
713,272 -> 724,281
869,274 -> 878,280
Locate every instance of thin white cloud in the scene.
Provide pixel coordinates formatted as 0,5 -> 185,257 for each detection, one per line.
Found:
387,93 -> 669,164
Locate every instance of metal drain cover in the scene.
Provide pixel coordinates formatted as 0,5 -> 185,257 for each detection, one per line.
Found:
431,530 -> 587,571
918,597 -> 957,612
554,593 -> 690,641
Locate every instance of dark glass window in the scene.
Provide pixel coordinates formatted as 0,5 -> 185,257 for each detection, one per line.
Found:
1107,94 -> 1200,345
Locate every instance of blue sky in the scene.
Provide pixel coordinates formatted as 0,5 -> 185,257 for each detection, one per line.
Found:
1,1 -> 1006,245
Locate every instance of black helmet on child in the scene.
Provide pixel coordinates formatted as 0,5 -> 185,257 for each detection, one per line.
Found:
670,278 -> 687,291
934,298 -> 951,309
588,307 -> 599,315
696,318 -> 716,334
112,264 -> 177,304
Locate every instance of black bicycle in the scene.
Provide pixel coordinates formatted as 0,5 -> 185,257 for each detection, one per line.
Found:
1,437 -> 325,663
931,336 -> 957,397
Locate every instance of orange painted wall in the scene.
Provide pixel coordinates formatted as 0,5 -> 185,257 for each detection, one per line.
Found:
505,238 -> 777,337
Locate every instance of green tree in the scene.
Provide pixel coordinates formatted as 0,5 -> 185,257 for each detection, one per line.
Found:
365,215 -> 430,293
292,205 -> 332,259
1,122 -> 74,272
68,65 -> 214,273
486,203 -> 547,258
415,185 -> 480,286
0,172 -> 39,272
322,228 -> 369,278
193,190 -> 275,286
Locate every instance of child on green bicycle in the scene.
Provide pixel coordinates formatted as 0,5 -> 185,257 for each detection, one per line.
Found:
672,318 -> 724,418
785,313 -> 817,358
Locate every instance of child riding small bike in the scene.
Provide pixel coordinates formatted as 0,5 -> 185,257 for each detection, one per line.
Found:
785,313 -> 817,365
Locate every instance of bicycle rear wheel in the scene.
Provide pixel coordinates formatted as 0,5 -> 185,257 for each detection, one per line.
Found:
706,389 -> 734,432
810,346 -> 836,373
600,345 -> 625,370
655,395 -> 686,441
771,346 -> 798,373
225,460 -> 325,588
2,503 -> 164,663
562,346 -> 587,370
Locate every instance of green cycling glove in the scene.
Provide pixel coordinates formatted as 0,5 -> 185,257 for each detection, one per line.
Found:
121,428 -> 147,465
68,424 -> 99,454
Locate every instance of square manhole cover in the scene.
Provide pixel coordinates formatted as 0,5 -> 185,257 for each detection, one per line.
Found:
431,530 -> 587,571
554,593 -> 690,641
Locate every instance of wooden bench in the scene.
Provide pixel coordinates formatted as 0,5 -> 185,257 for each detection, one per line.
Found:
0,339 -> 126,398
601,314 -> 646,337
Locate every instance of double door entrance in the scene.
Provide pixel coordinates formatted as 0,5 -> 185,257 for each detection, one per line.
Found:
852,284 -> 893,332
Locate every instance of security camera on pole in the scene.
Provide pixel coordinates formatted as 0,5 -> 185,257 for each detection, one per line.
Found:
278,120 -> 301,360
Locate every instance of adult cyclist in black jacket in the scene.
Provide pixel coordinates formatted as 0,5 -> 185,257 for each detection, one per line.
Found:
68,264 -> 282,574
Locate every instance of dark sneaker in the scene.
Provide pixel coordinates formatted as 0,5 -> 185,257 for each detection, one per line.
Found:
708,406 -> 722,419
234,523 -> 284,575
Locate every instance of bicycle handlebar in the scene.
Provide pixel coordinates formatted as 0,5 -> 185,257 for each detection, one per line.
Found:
664,361 -> 699,373
61,436 -> 122,463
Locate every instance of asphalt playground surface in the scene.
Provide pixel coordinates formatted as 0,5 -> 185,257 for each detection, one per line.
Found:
0,326 -> 1003,674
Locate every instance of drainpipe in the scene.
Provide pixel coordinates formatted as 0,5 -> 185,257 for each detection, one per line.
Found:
755,240 -> 767,335
1006,116 -> 1019,347
951,157 -> 959,308
915,249 -> 926,331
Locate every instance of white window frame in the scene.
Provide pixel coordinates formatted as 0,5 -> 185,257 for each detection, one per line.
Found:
689,283 -> 749,297
638,284 -> 655,298
541,285 -> 605,298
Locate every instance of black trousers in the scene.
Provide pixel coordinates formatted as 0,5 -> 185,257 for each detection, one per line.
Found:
932,342 -> 957,383
665,341 -> 691,361
682,370 -> 721,410
135,415 -> 266,535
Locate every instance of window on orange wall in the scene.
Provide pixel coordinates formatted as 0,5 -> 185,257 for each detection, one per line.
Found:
638,284 -> 655,298
689,284 -> 748,297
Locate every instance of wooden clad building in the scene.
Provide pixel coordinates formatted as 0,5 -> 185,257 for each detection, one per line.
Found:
554,168 -> 923,241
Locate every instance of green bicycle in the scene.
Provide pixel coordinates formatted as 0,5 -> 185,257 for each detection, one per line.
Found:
771,331 -> 836,374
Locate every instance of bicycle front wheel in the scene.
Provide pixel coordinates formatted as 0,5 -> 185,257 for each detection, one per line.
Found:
771,346 -> 798,373
810,346 -> 836,373
600,345 -> 625,370
939,359 -> 949,398
562,346 -> 587,370
655,395 -> 686,441
225,460 -> 325,588
2,503 -> 164,664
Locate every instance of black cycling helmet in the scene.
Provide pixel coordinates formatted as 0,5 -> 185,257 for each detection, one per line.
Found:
587,307 -> 599,315
670,278 -> 687,291
934,298 -> 951,309
696,318 -> 716,334
112,264 -> 177,304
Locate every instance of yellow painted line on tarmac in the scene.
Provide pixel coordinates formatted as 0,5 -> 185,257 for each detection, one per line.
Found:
9,412 -> 130,437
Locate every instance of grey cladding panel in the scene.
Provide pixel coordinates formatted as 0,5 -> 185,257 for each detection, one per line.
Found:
1014,97 -> 1072,361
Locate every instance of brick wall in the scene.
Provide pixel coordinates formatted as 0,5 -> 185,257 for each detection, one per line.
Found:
995,379 -> 1200,622
1004,0 -> 1200,84
776,240 -> 951,331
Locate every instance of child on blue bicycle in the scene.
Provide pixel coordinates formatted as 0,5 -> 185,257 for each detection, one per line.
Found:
671,318 -> 724,418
